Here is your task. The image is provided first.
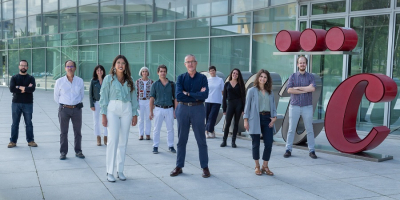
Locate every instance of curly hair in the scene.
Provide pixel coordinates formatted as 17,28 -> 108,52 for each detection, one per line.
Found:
253,69 -> 272,94
109,55 -> 135,92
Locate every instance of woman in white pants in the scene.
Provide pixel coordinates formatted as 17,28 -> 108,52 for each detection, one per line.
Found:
89,65 -> 108,146
100,55 -> 138,182
136,67 -> 153,140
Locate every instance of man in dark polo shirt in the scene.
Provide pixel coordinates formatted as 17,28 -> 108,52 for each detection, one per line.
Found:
170,54 -> 210,178
284,56 -> 317,159
8,60 -> 37,148
149,65 -> 177,154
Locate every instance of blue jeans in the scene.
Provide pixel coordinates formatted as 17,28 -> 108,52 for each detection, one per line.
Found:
176,103 -> 208,168
205,103 -> 221,133
11,103 -> 34,143
250,114 -> 273,161
285,105 -> 315,152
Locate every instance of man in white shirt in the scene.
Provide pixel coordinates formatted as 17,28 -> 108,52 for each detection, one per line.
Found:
54,60 -> 85,160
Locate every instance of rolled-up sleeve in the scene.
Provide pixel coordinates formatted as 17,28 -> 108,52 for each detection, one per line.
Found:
99,76 -> 111,115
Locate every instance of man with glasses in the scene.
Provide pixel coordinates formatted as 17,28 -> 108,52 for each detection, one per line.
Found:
8,60 -> 37,148
170,54 -> 211,178
54,60 -> 85,160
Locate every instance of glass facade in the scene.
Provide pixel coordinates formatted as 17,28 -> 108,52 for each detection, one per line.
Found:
2,0 -> 400,136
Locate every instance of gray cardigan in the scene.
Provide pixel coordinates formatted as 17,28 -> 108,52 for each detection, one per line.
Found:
243,87 -> 277,135
89,79 -> 102,108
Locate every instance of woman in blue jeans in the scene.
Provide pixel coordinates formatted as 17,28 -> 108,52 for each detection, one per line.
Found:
243,69 -> 277,176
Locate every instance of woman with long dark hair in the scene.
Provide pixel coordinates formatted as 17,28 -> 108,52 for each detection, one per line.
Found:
99,55 -> 138,182
221,68 -> 245,148
89,65 -> 108,146
243,69 -> 277,176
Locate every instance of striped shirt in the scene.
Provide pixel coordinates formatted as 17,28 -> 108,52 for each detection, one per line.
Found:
287,72 -> 315,107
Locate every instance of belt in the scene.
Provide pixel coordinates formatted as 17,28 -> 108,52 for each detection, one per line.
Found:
139,98 -> 148,100
155,105 -> 173,109
179,102 -> 203,106
259,111 -> 271,115
61,104 -> 78,109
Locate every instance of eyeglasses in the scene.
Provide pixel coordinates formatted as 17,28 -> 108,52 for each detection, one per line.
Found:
66,66 -> 75,69
185,61 -> 197,64
19,65 -> 28,68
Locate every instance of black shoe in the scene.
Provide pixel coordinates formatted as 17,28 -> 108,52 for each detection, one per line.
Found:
153,147 -> 158,154
283,150 -> 291,158
168,147 -> 176,153
60,152 -> 66,160
220,139 -> 227,147
309,151 -> 318,159
231,141 -> 237,148
75,152 -> 85,159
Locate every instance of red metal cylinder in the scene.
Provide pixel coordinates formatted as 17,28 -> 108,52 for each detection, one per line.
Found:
275,30 -> 301,52
300,29 -> 327,51
325,27 -> 358,51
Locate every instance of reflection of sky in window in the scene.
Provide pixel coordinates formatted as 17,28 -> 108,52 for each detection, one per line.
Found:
28,0 -> 42,15
28,15 -> 41,35
191,1 -> 210,17
211,14 -> 249,34
15,0 -> 27,18
15,18 -> 27,37
2,1 -> 14,20
211,1 -> 228,16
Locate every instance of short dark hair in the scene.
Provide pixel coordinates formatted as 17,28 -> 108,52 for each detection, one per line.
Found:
92,65 -> 106,80
20,60 -> 28,67
64,60 -> 76,68
209,66 -> 216,71
157,65 -> 167,73
296,56 -> 308,64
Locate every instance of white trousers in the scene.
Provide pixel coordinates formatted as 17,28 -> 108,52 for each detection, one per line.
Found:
93,101 -> 108,136
153,107 -> 175,148
106,100 -> 132,174
138,99 -> 151,136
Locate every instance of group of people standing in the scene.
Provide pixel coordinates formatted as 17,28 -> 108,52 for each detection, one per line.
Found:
7,54 -> 318,181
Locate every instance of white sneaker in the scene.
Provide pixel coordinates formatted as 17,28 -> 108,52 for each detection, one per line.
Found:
107,173 -> 116,182
117,172 -> 126,181
205,131 -> 210,138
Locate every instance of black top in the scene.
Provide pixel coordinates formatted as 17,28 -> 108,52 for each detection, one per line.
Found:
89,79 -> 102,107
9,74 -> 36,103
222,82 -> 245,112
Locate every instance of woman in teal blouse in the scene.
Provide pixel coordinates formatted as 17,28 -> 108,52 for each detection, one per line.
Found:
243,69 -> 277,176
100,55 -> 139,182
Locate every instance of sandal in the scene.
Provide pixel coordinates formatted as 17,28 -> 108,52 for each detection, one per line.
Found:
261,165 -> 274,176
255,166 -> 262,176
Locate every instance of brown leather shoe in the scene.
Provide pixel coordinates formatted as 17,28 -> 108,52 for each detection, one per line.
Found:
28,141 -> 38,147
97,136 -> 101,146
139,136 -> 143,140
202,167 -> 211,178
170,167 -> 182,177
7,142 -> 16,148
104,136 -> 107,145
146,135 -> 151,140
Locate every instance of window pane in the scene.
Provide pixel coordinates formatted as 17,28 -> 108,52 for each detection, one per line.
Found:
20,37 -> 31,48
32,48 -> 46,89
210,36 -> 250,77
99,44 -> 119,73
46,34 -> 61,47
61,1 -> 77,9
79,30 -> 98,45
79,45 -> 98,84
121,25 -> 145,42
232,0 -> 252,13
2,1 -> 13,20
28,15 -> 42,36
60,8 -> 78,32
3,20 -> 14,39
19,49 -> 31,73
147,41 -> 174,81
270,0 -> 296,6
100,0 -> 123,28
253,5 -> 296,34
121,43 -> 145,80
99,28 -> 119,43
299,21 -> 307,31
0,52 -> 6,86
9,50 -> 20,78
15,17 -> 27,37
211,12 -> 251,36
62,46 -> 78,70
32,36 -> 46,47
211,0 -> 229,16
79,0 -> 98,6
43,11 -> 59,34
43,0 -> 58,12
350,15 -> 389,133
147,22 -> 174,40
351,0 -> 390,11
47,47 -> 61,89
8,39 -> 19,49
176,0 -> 188,20
176,18 -> 210,38
176,39 -> 209,78
79,4 -> 99,30
391,13 -> 400,135
155,0 -> 176,22
28,0 -> 41,15
398,0 -> 400,7
300,5 -> 307,16
62,32 -> 77,46
15,0 -> 27,18
312,1 -> 345,15
126,0 -> 153,24
190,0 -> 210,18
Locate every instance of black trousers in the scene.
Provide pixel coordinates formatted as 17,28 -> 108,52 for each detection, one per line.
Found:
223,99 -> 243,140
250,114 -> 273,161
58,105 -> 82,154
205,103 -> 221,133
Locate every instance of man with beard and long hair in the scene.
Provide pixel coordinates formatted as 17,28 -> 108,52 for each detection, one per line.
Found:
8,60 -> 37,148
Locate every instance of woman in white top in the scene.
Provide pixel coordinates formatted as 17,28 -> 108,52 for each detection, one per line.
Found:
205,66 -> 224,138
136,67 -> 154,140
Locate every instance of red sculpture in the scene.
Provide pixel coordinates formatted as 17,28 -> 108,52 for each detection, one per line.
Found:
325,74 -> 397,153
275,30 -> 302,52
325,27 -> 358,51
